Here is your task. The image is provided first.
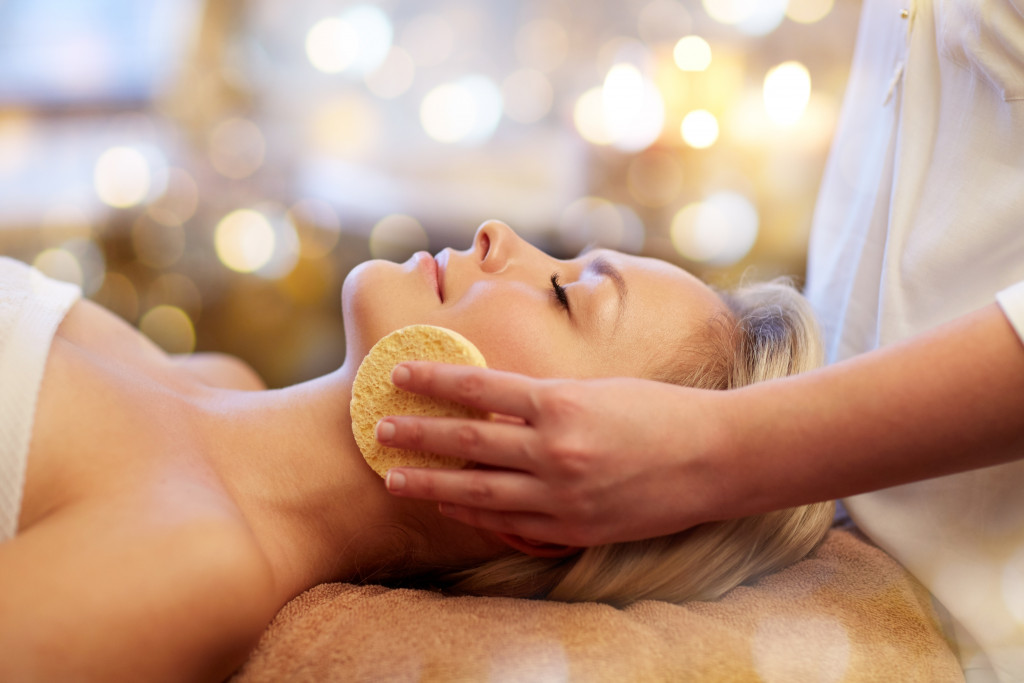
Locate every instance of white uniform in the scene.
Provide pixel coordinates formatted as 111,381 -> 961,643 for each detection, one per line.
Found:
806,0 -> 1024,680
0,258 -> 80,543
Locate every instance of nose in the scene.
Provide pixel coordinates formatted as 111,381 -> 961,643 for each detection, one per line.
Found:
474,220 -> 521,274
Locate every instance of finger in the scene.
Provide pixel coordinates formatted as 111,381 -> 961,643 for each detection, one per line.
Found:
377,415 -> 539,471
392,362 -> 541,420
385,465 -> 553,514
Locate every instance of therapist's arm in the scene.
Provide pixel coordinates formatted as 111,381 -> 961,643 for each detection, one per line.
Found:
379,303 -> 1024,547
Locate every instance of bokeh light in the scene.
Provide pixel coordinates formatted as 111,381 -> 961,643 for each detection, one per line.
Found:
602,64 -> 665,152
147,168 -> 199,227
763,61 -> 812,126
215,209 -> 277,274
369,214 -> 428,261
637,0 -> 693,45
681,109 -> 719,149
94,146 -> 151,208
420,76 -> 503,145
139,305 -> 196,355
33,247 -> 84,289
573,87 -> 614,146
674,36 -> 712,72
787,0 -> 836,24
559,197 -> 645,254
305,5 -> 393,76
670,191 -> 759,265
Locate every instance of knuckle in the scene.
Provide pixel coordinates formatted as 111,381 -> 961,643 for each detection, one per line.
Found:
454,423 -> 483,453
464,475 -> 495,506
454,372 -> 486,404
403,420 -> 427,450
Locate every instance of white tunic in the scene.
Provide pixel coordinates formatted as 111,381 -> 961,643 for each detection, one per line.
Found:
0,257 -> 80,543
806,0 -> 1024,680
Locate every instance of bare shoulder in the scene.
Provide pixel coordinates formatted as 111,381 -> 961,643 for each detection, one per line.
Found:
0,496 -> 279,682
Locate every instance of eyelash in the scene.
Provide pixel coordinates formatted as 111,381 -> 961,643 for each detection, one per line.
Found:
550,273 -> 570,312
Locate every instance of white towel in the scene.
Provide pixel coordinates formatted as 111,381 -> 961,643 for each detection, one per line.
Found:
0,257 -> 80,542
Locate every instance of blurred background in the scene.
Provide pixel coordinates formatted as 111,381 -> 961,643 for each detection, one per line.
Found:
0,0 -> 859,387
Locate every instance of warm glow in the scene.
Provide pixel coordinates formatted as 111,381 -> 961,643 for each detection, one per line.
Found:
702,0 -> 758,25
670,192 -> 759,265
215,209 -> 276,273
602,64 -> 665,152
787,0 -> 835,24
573,87 -> 613,146
306,5 -> 392,76
681,110 -> 719,148
420,76 -> 503,145
306,18 -> 358,74
763,61 -> 812,126
139,305 -> 196,355
33,248 -> 84,288
94,146 -> 151,208
673,35 -> 712,71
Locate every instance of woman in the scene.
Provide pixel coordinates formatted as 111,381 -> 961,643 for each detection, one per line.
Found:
0,220 -> 831,681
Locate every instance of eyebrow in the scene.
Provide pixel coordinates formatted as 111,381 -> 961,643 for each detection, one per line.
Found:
587,255 -> 628,327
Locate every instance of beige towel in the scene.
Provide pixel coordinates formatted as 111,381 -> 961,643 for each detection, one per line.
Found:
233,530 -> 963,682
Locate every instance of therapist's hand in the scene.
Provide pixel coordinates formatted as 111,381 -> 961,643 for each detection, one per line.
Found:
376,361 -> 733,547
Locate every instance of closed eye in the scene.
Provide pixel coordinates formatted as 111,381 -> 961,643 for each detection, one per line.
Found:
550,273 -> 569,312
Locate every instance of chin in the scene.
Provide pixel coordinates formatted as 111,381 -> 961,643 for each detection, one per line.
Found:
340,260 -> 419,366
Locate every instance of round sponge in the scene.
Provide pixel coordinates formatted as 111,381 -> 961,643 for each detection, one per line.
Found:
351,324 -> 488,478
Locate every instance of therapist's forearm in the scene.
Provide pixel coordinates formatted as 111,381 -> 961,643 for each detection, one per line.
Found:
715,303 -> 1024,518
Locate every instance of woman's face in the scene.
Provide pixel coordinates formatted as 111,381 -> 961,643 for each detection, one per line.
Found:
341,220 -> 729,380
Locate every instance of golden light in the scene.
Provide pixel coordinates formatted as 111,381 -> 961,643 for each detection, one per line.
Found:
702,0 -> 757,25
763,61 -> 812,126
673,36 -> 712,72
787,0 -> 836,24
369,214 -> 428,261
94,146 -> 151,208
420,76 -> 503,145
573,87 -> 614,146
306,18 -> 358,74
602,64 -> 665,152
670,192 -> 759,265
208,118 -> 266,180
310,94 -> 381,160
501,69 -> 554,124
139,305 -> 196,355
215,209 -> 276,274
681,109 -> 720,149
32,248 -> 83,288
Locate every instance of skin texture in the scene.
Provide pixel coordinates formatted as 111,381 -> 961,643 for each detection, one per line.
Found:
2,220 -> 733,680
380,302 -> 1024,547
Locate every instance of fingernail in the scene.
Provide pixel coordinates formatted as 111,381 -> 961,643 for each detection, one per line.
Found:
376,419 -> 396,443
392,364 -> 411,386
386,470 -> 406,492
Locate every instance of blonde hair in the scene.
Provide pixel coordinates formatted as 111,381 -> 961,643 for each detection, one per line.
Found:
422,278 -> 834,607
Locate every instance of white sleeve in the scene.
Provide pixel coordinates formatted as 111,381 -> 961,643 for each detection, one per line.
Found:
996,280 -> 1024,344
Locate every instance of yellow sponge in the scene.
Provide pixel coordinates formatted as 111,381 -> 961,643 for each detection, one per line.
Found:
351,325 -> 488,478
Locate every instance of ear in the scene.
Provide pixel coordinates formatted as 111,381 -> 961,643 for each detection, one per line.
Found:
497,533 -> 582,558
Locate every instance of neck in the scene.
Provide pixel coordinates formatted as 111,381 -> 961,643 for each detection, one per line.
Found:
196,364 -> 505,603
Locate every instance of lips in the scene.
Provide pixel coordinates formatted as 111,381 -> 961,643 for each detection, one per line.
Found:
416,251 -> 444,302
